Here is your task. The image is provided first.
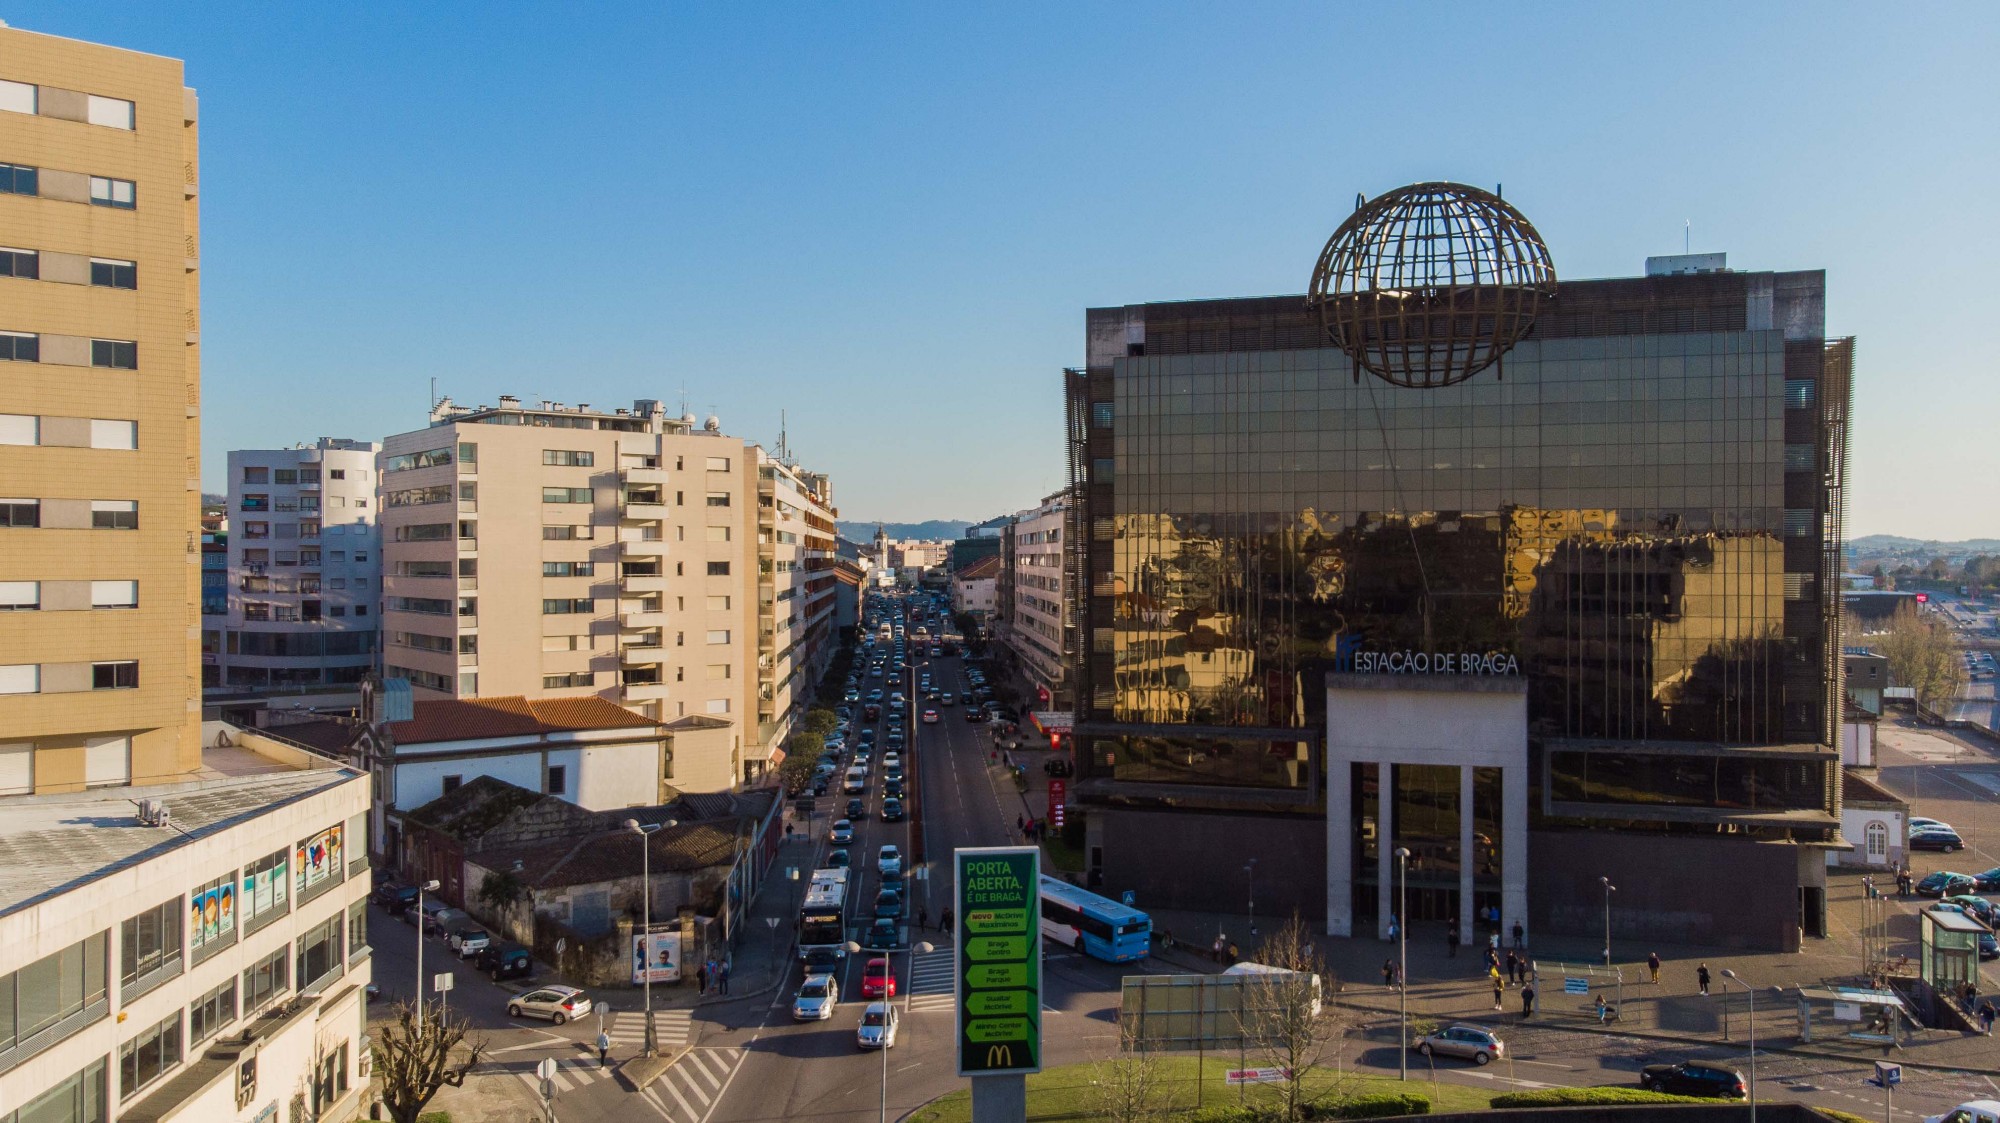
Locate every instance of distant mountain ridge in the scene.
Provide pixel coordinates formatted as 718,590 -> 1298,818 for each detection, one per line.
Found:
1850,534 -> 2000,556
837,520 -> 971,542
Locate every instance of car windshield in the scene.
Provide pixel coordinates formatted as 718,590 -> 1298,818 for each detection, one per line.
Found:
801,979 -> 831,997
862,1011 -> 888,1026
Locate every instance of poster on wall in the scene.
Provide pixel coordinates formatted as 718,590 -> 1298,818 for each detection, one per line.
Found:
188,882 -> 235,948
296,826 -> 343,894
630,931 -> 683,984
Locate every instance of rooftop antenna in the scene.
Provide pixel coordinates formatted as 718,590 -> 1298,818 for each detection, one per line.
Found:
429,376 -> 437,411
1685,219 -> 1691,255
777,409 -> 790,463
678,383 -> 689,418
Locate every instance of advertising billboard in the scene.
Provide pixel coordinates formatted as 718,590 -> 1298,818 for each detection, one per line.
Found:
631,930 -> 683,984
955,846 -> 1041,1076
295,825 -> 344,894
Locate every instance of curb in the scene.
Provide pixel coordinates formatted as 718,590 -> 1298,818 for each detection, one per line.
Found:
1333,996 -> 2000,1078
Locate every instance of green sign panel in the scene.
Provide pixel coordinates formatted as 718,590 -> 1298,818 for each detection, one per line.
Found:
955,847 -> 1041,1076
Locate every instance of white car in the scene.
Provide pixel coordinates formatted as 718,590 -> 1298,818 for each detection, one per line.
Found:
508,985 -> 591,1025
857,1001 -> 900,1049
922,710 -> 939,724
878,845 -> 902,876
1911,817 -> 1955,836
831,819 -> 855,845
792,973 -> 838,1021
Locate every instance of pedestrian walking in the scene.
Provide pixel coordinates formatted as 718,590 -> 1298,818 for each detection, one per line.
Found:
1227,940 -> 1239,962
1484,945 -> 1498,971
1696,963 -> 1711,997
917,905 -> 930,931
1447,920 -> 1459,956
1016,814 -> 1025,833
1492,973 -> 1504,1011
1521,983 -> 1536,1019
597,1030 -> 612,1068
1214,935 -> 1227,964
719,960 -> 731,995
697,963 -> 710,994
1594,994 -> 1609,1023
1383,959 -> 1395,988
941,905 -> 954,933
1980,1001 -> 1996,1035
1488,932 -> 1499,953
1511,920 -> 1524,949
1647,951 -> 1661,984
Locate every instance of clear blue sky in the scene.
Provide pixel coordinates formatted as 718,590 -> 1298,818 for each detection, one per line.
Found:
15,2 -> 1996,536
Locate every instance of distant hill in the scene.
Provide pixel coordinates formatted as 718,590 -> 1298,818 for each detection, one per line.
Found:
1851,535 -> 2000,557
837,520 -> 971,542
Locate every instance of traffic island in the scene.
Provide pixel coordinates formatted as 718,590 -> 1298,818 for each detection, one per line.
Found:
615,1045 -> 691,1093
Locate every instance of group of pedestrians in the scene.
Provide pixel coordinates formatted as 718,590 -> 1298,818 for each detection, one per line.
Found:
695,957 -> 732,996
1014,814 -> 1046,842
910,904 -> 955,932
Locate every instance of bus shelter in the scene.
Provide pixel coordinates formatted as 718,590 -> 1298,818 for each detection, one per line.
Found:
1922,908 -> 1984,999
1795,986 -> 1909,1047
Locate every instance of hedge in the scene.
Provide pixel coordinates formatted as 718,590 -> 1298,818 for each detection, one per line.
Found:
1181,1109 -> 1260,1123
1331,1092 -> 1430,1118
1490,1087 -> 1712,1108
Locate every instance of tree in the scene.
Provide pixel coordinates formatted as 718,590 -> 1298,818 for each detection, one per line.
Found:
778,732 -> 822,793
474,869 -> 526,914
1875,603 -> 1967,712
372,1000 -> 487,1123
1233,914 -> 1353,1122
801,707 -> 840,739
1086,1023 -> 1176,1123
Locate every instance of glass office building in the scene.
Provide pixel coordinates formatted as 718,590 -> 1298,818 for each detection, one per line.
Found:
1068,263 -> 1852,951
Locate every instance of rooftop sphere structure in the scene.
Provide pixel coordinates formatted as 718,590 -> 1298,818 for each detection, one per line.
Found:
1308,182 -> 1557,389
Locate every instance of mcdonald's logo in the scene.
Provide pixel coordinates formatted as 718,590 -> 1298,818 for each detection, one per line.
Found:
985,1045 -> 1014,1068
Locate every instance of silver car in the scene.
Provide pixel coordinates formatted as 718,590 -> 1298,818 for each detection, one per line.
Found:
792,973 -> 839,1021
856,1001 -> 899,1049
1414,1024 -> 1505,1065
507,985 -> 591,1025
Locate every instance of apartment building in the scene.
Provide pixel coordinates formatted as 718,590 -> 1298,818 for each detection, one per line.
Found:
0,26 -> 204,792
217,440 -> 381,691
0,728 -> 372,1123
378,398 -> 838,788
997,490 -> 1072,708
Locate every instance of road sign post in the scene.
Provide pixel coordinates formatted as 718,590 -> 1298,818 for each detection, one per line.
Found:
433,972 -> 453,1020
956,846 -> 1039,1123
1869,1060 -> 1900,1122
536,1056 -> 558,1123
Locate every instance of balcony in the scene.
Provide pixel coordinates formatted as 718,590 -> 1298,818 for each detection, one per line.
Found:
623,681 -> 671,702
622,644 -> 667,664
622,466 -> 669,487
620,573 -> 669,594
621,537 -> 669,557
621,502 -> 670,522
621,609 -> 669,630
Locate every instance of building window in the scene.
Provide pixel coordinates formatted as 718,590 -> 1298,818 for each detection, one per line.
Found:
0,664 -> 41,694
90,419 -> 138,449
706,492 -> 731,507
1092,401 -> 1114,428
542,561 -> 595,577
0,413 -> 35,445
542,487 -> 592,504
92,501 -> 139,530
1865,820 -> 1888,860
542,450 -> 594,466
705,663 -> 730,680
91,580 -> 138,609
0,581 -> 38,611
384,447 -> 452,473
240,849 -> 290,932
542,672 -> 594,689
86,94 -> 135,130
393,522 -> 452,542
328,468 -> 345,480
295,915 -> 344,992
241,946 -> 288,1014
542,598 -> 594,615
707,561 -> 730,576
0,246 -> 37,279
706,629 -> 731,645
240,493 -> 269,511
441,775 -> 463,794
0,79 -> 34,114
546,765 -> 567,795
241,466 -> 268,483
189,977 -> 236,1044
90,339 -> 138,369
92,662 -> 138,690
88,176 -> 136,210
0,498 -> 39,527
119,897 -> 185,997
386,484 -> 452,508
13,1059 -> 106,1123
706,699 -> 730,714
0,162 -> 36,196
119,1011 -> 183,1101
90,258 -> 138,289
706,595 -> 730,610
0,331 -> 39,362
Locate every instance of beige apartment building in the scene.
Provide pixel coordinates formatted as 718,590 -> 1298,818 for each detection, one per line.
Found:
998,489 -> 1072,708
0,26 -> 203,792
378,398 -> 838,789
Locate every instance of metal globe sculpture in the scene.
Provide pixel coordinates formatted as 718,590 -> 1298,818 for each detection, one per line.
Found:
1308,182 -> 1556,389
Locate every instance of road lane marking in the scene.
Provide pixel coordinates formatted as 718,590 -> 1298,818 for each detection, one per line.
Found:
697,1047 -> 751,1123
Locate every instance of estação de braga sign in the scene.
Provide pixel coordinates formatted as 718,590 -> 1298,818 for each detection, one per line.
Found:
955,847 -> 1042,1077
1333,635 -> 1519,676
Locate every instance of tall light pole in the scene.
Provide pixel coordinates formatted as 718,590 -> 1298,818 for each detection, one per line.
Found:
1600,877 -> 1616,966
626,818 -> 677,1057
1245,858 -> 1258,938
849,938 -> 934,1123
1395,847 -> 1410,1081
1719,969 -> 1758,1121
414,879 -> 440,1031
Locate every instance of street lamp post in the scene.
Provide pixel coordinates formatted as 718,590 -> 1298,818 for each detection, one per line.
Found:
848,938 -> 934,1123
626,817 -> 678,1058
1719,969 -> 1757,1121
1245,858 -> 1258,938
1600,877 -> 1616,966
414,879 -> 440,1031
1395,847 -> 1410,1081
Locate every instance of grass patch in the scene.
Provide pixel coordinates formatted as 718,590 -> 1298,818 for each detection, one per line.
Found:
1041,833 -> 1085,873
906,1055 -> 1492,1123
1489,1087 -> 1710,1108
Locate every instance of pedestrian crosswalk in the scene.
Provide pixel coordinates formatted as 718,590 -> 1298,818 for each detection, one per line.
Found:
907,946 -> 956,1012
605,1008 -> 694,1050
637,1047 -> 747,1123
507,1052 -> 615,1099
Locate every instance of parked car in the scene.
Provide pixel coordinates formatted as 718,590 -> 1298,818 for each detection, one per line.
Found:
1639,1061 -> 1746,1099
447,925 -> 491,958
1943,895 -> 2000,927
1910,817 -> 1954,834
1413,1024 -> 1505,1065
406,898 -> 450,929
476,943 -> 534,981
860,956 -> 897,998
793,973 -> 839,1021
374,882 -> 420,915
1911,828 -> 1967,853
424,907 -> 470,938
1918,872 -> 1979,898
857,1001 -> 900,1049
508,985 -> 591,1025
1972,868 -> 2000,892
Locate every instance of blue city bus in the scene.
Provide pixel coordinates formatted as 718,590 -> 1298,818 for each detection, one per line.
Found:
1039,875 -> 1151,963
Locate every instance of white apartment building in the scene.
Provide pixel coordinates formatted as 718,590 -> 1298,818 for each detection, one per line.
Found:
377,398 -> 837,787
219,440 -> 381,692
0,731 -> 372,1123
951,555 -> 1000,618
1000,490 -> 1072,708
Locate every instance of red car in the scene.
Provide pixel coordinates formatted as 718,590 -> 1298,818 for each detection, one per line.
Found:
860,956 -> 897,999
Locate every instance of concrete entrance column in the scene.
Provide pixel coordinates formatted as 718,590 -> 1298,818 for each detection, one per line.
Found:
1375,762 -> 1396,941
1459,765 -> 1475,945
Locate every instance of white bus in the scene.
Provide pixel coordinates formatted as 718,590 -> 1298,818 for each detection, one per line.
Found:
798,868 -> 850,959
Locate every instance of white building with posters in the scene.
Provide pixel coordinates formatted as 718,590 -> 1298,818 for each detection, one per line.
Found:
0,730 -> 372,1123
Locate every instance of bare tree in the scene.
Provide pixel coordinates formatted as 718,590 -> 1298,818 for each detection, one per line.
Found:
1234,914 -> 1353,1122
372,1000 -> 487,1123
1876,604 -> 1966,712
1086,1023 -> 1177,1123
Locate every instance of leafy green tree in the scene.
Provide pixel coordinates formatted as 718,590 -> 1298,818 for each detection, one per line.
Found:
778,732 -> 822,794
475,869 -> 527,914
1876,604 -> 1967,711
